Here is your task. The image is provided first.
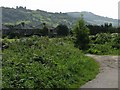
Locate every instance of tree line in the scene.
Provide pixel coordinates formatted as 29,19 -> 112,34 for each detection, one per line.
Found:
3,21 -> 119,39
87,23 -> 119,35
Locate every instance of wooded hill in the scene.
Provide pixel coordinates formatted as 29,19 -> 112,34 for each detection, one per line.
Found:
2,6 -> 118,28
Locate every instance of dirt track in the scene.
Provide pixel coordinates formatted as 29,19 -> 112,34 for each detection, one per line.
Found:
80,54 -> 119,88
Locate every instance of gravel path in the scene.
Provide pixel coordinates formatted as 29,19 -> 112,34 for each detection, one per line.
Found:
80,54 -> 119,88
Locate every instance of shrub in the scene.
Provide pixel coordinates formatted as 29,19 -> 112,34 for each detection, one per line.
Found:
88,33 -> 120,55
94,33 -> 112,44
56,24 -> 69,36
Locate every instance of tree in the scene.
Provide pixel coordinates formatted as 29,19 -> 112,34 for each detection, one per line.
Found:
73,17 -> 90,50
21,22 -> 25,27
56,24 -> 69,36
41,23 -> 48,36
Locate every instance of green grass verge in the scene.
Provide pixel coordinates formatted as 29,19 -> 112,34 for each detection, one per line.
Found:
2,36 -> 99,88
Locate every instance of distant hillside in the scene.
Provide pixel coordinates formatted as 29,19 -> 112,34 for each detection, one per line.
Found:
2,7 -> 118,28
67,11 -> 118,26
2,7 -> 75,28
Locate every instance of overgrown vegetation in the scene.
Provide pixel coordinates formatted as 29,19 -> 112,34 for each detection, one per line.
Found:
56,24 -> 69,36
87,33 -> 120,55
87,23 -> 119,35
2,36 -> 99,88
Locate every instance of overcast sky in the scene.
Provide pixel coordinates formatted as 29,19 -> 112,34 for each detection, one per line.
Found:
0,0 -> 119,19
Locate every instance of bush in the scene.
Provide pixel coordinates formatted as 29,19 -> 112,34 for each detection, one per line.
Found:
88,33 -> 120,55
56,24 -> 69,36
41,27 -> 48,36
94,33 -> 112,44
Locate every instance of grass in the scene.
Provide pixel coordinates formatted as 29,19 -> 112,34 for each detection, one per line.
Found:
2,36 -> 99,89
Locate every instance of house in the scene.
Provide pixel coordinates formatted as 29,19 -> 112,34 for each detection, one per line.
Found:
2,22 -> 58,37
2,24 -> 11,35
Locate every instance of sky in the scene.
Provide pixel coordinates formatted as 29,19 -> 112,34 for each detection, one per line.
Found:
0,0 -> 119,19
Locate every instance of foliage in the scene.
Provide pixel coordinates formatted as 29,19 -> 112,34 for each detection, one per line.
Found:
56,24 -> 69,36
87,24 -> 119,35
2,36 -> 99,88
87,33 -> 120,55
94,33 -> 112,44
73,17 -> 90,50
41,24 -> 49,36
